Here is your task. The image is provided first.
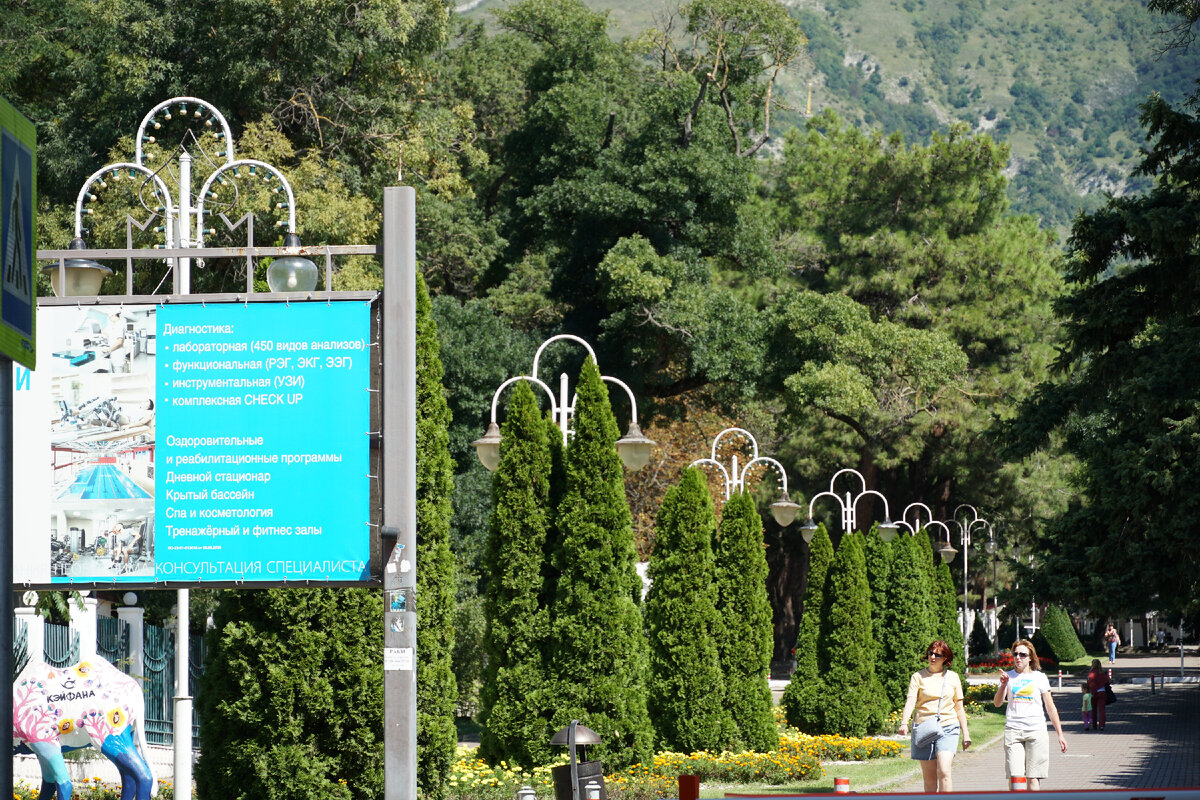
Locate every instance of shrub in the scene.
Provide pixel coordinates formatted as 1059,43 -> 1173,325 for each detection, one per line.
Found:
1035,606 -> 1087,663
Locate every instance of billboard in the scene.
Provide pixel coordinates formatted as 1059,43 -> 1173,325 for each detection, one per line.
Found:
12,298 -> 372,587
1,96 -> 36,368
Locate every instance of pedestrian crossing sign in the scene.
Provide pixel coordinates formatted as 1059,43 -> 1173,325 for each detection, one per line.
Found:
1,95 -> 36,369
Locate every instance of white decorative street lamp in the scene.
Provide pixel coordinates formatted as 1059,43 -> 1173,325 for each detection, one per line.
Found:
689,427 -> 800,526
896,501 -> 951,547
44,95 -> 318,297
471,334 -> 655,472
798,467 -> 899,543
950,504 -> 989,668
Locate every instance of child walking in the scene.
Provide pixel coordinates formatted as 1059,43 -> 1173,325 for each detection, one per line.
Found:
1081,682 -> 1093,730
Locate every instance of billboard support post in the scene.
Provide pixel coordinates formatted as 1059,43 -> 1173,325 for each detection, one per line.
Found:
381,186 -> 418,800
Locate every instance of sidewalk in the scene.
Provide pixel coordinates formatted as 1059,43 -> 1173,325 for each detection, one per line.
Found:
886,681 -> 1200,791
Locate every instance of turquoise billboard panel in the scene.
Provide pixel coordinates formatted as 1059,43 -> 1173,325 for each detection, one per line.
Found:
17,299 -> 371,587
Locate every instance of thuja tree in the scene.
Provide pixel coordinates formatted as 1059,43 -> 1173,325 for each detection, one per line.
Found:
644,467 -> 733,752
935,561 -> 966,659
782,523 -> 833,732
1037,605 -> 1086,663
874,531 -> 933,713
818,532 -> 888,736
969,614 -> 994,660
478,380 -> 556,768
415,275 -> 458,799
862,527 -> 894,707
713,490 -> 779,752
196,589 -> 383,800
548,358 -> 654,769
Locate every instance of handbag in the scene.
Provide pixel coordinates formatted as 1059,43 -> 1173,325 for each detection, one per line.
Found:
913,671 -> 949,747
1104,684 -> 1117,704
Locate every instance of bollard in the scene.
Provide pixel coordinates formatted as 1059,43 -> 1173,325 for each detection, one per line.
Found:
678,774 -> 700,800
516,787 -> 536,800
1011,776 -> 1028,791
1057,669 -> 1062,688
834,777 -> 851,793
1152,673 -> 1155,693
584,780 -> 601,800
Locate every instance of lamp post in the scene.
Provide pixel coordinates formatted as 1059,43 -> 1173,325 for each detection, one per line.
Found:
798,468 -> 899,543
39,96 -> 352,800
985,526 -> 997,653
471,334 -> 655,472
689,427 -> 800,526
946,504 -> 989,669
896,501 -> 951,543
46,96 -> 319,296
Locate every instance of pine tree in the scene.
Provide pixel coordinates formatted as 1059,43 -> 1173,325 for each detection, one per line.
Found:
818,532 -> 887,736
415,275 -> 459,799
548,358 -> 654,769
644,467 -> 733,752
935,561 -> 966,659
782,523 -> 833,732
478,380 -> 556,767
713,490 -> 779,752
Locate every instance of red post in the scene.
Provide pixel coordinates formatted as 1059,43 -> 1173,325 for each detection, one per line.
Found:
1011,776 -> 1029,791
678,774 -> 700,800
835,777 -> 851,793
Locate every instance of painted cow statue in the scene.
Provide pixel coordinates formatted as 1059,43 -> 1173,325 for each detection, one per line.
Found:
13,656 -> 156,800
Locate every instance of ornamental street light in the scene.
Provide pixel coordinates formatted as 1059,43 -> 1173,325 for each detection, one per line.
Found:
798,467 -> 899,544
896,501 -> 952,553
689,427 -> 800,527
44,95 -> 319,297
950,504 -> 989,668
471,334 -> 655,472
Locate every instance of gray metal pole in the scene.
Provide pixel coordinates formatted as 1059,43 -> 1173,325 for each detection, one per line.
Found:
2,358 -> 15,798
382,186 -> 418,800
175,155 -> 194,798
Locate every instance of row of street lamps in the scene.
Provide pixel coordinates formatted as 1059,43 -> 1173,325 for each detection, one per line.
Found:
471,335 -> 1004,666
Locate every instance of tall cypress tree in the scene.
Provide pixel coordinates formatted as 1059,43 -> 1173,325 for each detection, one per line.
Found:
714,491 -> 779,752
782,523 -> 833,732
644,467 -> 733,752
548,358 -> 654,769
819,532 -> 887,736
863,526 -> 893,693
877,533 -> 936,711
415,275 -> 458,799
478,380 -> 556,767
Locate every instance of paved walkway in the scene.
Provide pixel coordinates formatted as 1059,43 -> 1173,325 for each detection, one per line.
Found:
886,674 -> 1200,792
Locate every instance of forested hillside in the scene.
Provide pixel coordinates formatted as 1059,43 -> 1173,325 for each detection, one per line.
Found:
464,0 -> 1200,230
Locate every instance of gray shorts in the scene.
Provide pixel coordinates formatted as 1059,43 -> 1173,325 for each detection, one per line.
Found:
1004,727 -> 1050,779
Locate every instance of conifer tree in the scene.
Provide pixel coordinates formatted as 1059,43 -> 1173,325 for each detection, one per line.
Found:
818,532 -> 887,736
713,491 -> 779,752
877,532 -> 936,711
1036,605 -> 1086,663
863,527 -> 893,701
969,614 -> 994,660
415,275 -> 459,799
548,358 -> 654,769
935,561 -> 966,659
478,380 -> 556,767
644,467 -> 734,752
782,523 -> 833,732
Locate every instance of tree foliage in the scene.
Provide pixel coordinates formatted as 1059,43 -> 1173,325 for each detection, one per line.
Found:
818,533 -> 887,736
782,523 -> 833,732
644,467 -> 733,752
999,1 -> 1200,630
874,531 -> 936,711
548,359 -> 654,769
713,491 -> 778,752
196,589 -> 382,800
478,380 -> 556,768
415,275 -> 459,797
